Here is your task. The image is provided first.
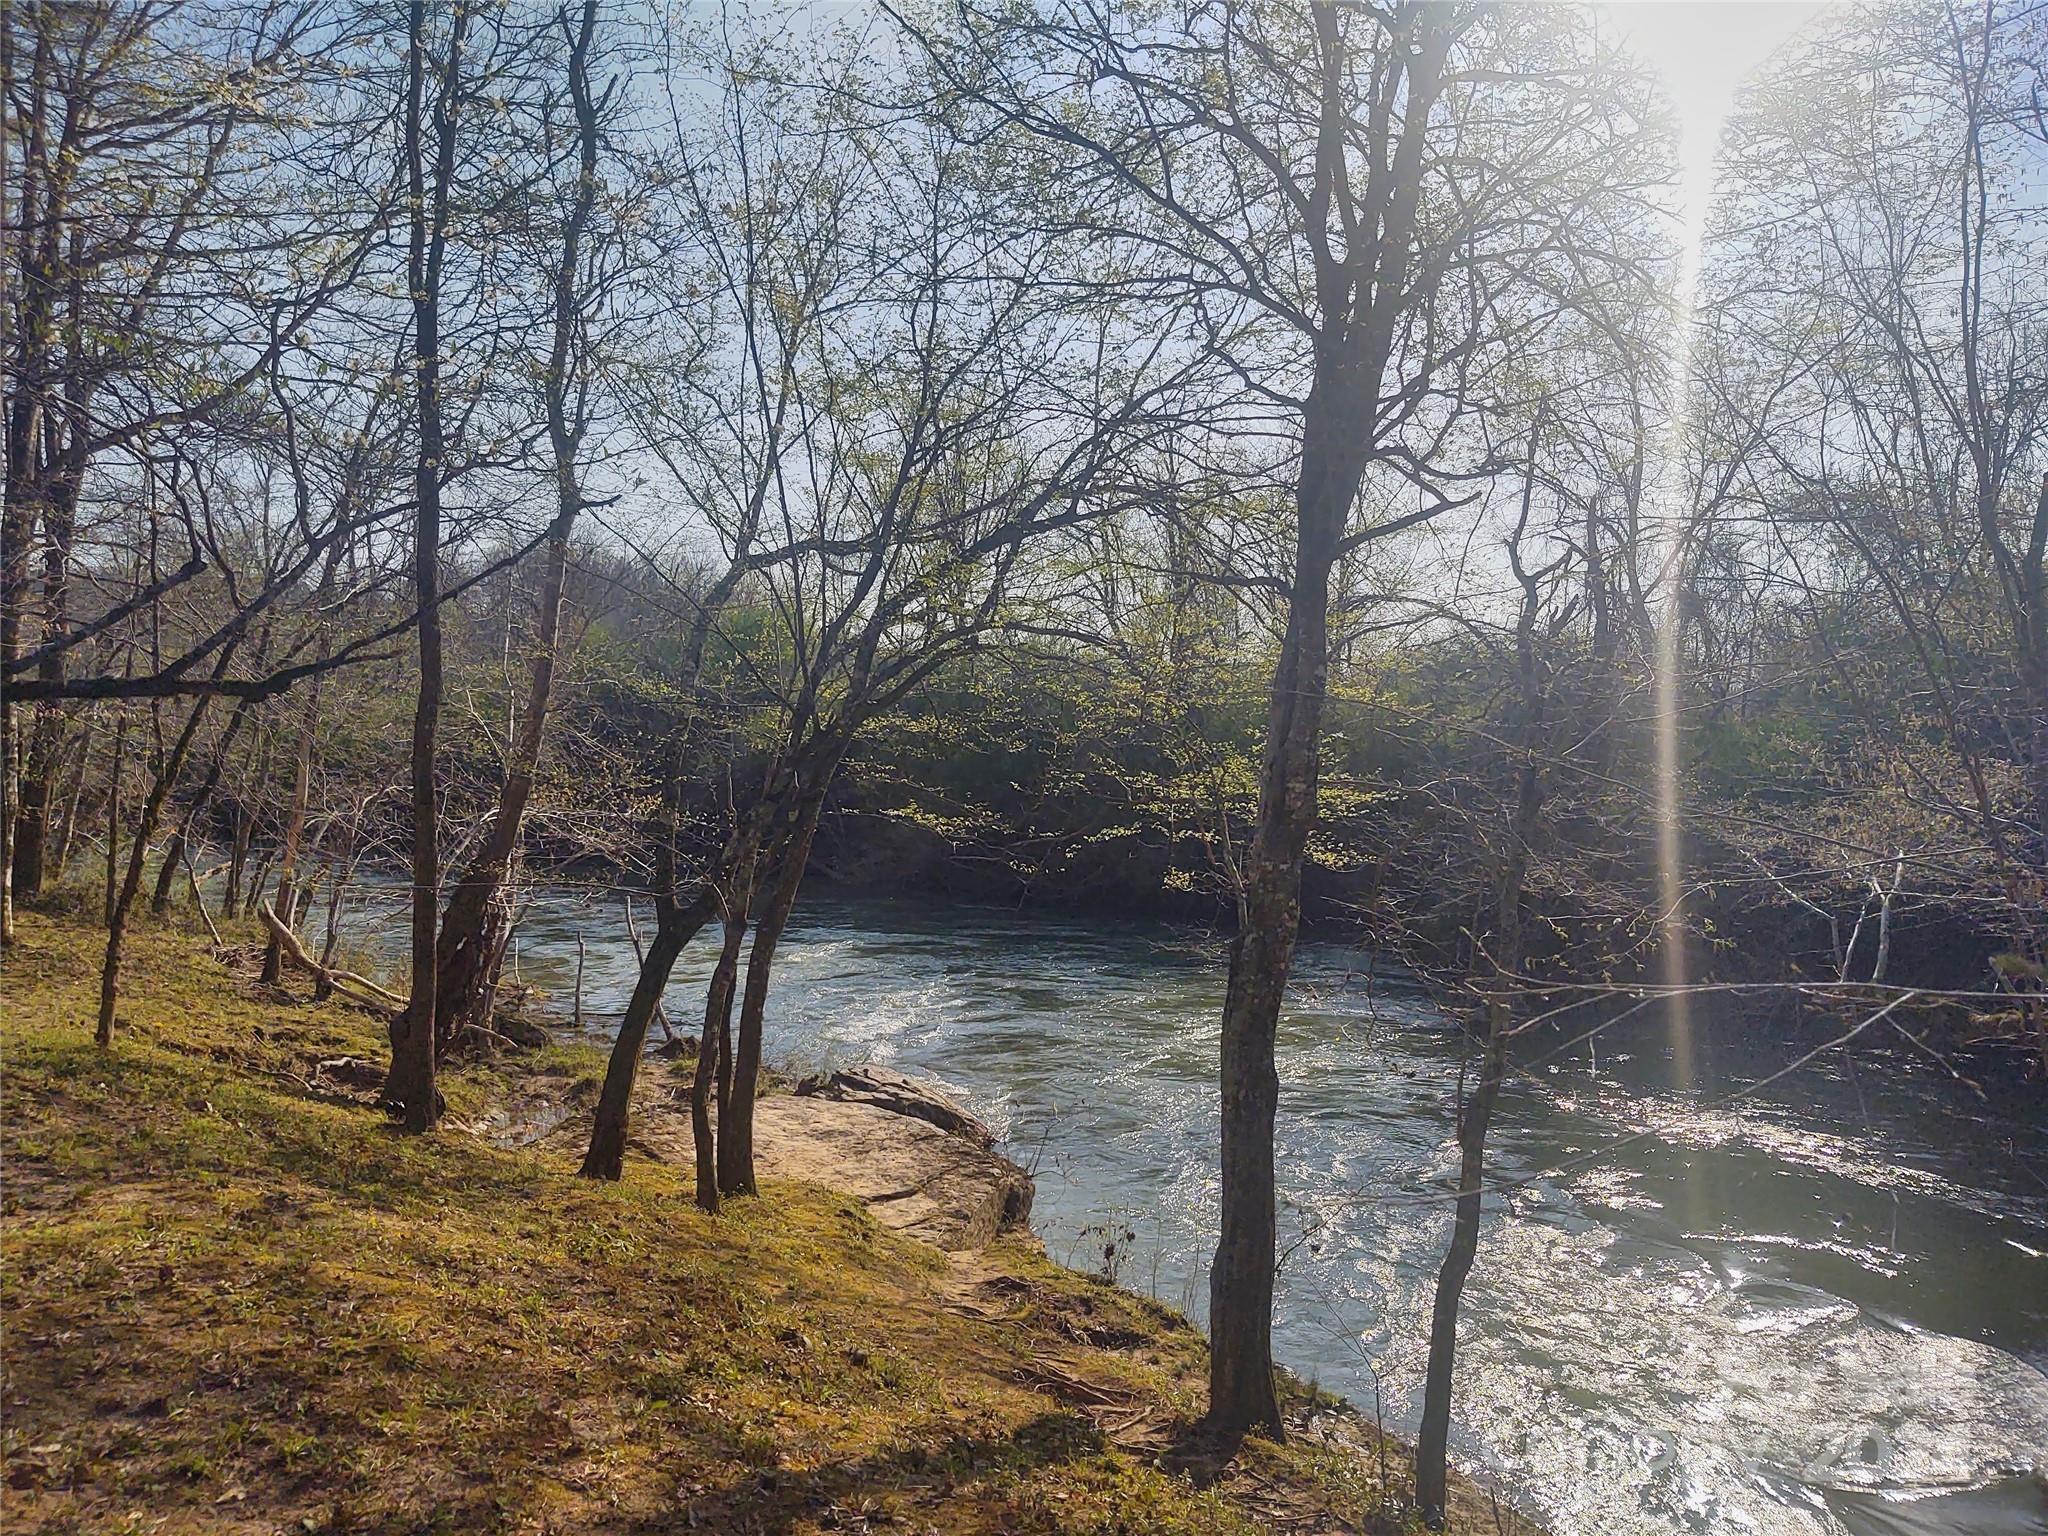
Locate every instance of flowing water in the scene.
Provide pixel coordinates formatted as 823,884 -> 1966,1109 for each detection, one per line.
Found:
336,885 -> 2048,1536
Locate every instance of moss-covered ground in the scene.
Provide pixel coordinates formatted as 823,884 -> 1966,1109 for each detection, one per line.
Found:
1,908 -> 1535,1535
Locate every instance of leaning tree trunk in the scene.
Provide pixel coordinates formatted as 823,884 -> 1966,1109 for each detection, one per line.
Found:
434,0 -> 602,1050
581,661 -> 757,1188
259,681 -> 319,984
219,713 -> 272,920
579,887 -> 712,1180
97,680 -> 221,1044
243,847 -> 276,919
314,856 -> 351,1001
431,523 -> 570,1051
152,698 -> 250,914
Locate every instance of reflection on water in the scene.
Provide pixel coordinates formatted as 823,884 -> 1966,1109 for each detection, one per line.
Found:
334,884 -> 2048,1536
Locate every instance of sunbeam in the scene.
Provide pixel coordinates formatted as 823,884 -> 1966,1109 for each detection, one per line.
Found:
1597,1 -> 1829,1091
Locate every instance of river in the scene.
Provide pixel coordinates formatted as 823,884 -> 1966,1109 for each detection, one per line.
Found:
332,883 -> 2048,1536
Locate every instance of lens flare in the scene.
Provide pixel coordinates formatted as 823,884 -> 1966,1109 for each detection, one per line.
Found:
1653,133 -> 1715,1093
1598,1 -> 1829,1091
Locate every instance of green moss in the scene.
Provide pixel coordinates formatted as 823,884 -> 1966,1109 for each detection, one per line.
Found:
2,909 -> 1529,1535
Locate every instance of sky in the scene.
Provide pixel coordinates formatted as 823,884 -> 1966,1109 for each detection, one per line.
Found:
1594,0 -> 1834,210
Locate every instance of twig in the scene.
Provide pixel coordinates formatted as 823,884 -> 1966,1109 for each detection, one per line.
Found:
187,857 -> 223,948
623,895 -> 679,1042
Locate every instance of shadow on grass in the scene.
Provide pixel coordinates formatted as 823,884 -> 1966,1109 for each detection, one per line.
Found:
635,1411 -> 1106,1533
1157,1416 -> 1248,1489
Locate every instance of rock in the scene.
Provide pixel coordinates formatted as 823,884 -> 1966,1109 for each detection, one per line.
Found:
754,1095 -> 1033,1250
794,1064 -> 996,1150
517,1053 -> 1036,1252
492,1011 -> 554,1049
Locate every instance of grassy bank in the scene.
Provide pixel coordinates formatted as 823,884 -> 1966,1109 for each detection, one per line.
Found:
1,909 -> 1534,1535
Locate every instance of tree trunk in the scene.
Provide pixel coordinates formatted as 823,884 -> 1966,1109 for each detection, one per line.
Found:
2028,476 -> 2048,863
1198,4 -> 1456,1436
720,789 -> 825,1199
692,907 -> 748,1212
221,797 -> 250,917
386,0 -> 469,1134
713,931 -> 737,1176
220,714 -> 272,920
10,734 -> 52,897
1206,433 -> 1346,1439
47,703 -> 93,882
624,895 -> 679,1043
433,0 -> 601,1048
13,463 -> 85,900
0,720 -> 12,945
700,897 -> 749,1212
1416,484 -> 1548,1525
430,521 -> 567,1049
315,859 -> 348,1002
259,684 -> 318,984
2,21 -> 55,943
151,697 -> 248,913
243,846 -> 274,919
150,828 -> 187,914
579,890 -> 711,1180
102,703 -> 129,929
1412,1012 -> 1509,1527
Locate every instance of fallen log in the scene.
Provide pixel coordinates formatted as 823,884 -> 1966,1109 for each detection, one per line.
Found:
258,901 -> 407,1013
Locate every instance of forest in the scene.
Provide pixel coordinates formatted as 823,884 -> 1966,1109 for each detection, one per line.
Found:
2,1 -> 2045,1534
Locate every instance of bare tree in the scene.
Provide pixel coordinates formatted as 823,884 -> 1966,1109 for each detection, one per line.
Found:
899,0 -> 1668,1434
1413,431 -> 1558,1526
430,0 -> 624,1047
1703,0 -> 2048,1048
386,0 -> 473,1132
578,15 -> 1180,1191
